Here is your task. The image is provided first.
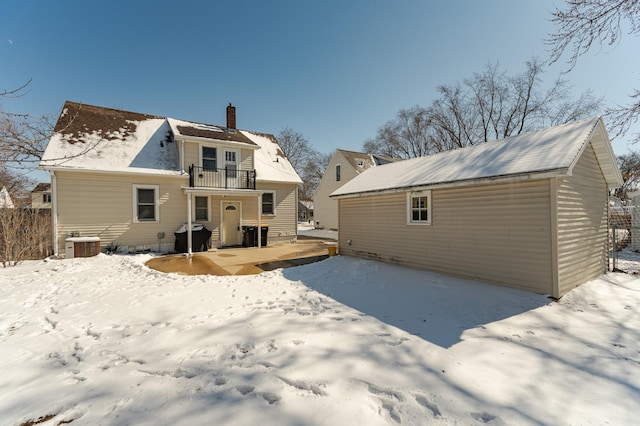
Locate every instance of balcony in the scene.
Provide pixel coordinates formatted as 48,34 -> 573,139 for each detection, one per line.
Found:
188,165 -> 256,190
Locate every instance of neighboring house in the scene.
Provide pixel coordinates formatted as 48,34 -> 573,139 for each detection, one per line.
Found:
331,117 -> 623,298
40,101 -> 302,255
31,183 -> 52,209
0,186 -> 14,209
298,200 -> 313,222
313,149 -> 393,230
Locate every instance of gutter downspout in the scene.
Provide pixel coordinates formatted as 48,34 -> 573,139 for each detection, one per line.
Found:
180,139 -> 185,173
51,171 -> 58,256
187,194 -> 193,257
258,193 -> 262,248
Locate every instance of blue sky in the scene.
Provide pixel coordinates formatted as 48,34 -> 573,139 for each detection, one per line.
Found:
2,0 -> 639,181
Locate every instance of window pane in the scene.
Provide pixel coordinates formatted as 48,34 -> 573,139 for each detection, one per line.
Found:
203,158 -> 216,170
420,210 -> 428,221
138,205 -> 155,221
336,165 -> 341,181
138,188 -> 155,203
195,196 -> 208,221
262,193 -> 274,214
203,147 -> 216,158
412,210 -> 420,221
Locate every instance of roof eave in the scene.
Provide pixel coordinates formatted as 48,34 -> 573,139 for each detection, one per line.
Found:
331,168 -> 569,199
175,135 -> 260,150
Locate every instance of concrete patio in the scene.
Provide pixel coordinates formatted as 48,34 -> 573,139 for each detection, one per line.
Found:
145,236 -> 337,276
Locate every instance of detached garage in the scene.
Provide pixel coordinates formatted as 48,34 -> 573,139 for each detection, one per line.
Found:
331,117 -> 623,298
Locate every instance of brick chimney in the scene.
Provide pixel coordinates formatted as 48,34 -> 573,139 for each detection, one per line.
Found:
226,103 -> 236,129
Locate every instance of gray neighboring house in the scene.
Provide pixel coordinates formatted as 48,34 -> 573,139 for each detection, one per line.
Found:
313,149 -> 393,230
331,117 -> 622,298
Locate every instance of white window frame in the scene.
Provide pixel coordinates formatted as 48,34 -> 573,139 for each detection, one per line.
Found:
200,144 -> 218,170
406,190 -> 431,225
193,195 -> 210,222
133,184 -> 160,223
336,164 -> 341,182
261,191 -> 276,216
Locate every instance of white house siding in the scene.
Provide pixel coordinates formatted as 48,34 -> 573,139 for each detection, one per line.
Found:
54,171 -> 187,254
254,182 -> 298,244
338,179 -> 554,294
313,151 -> 359,230
555,143 -> 608,296
183,141 -> 253,172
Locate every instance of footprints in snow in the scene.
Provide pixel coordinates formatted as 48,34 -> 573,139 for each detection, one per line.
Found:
353,379 -> 447,424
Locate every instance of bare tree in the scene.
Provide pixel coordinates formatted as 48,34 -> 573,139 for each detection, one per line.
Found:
275,127 -> 328,200
614,150 -> 640,199
363,106 -> 437,159
547,0 -> 640,142
364,58 -> 601,158
0,208 -> 52,267
277,127 -> 314,172
300,151 -> 331,200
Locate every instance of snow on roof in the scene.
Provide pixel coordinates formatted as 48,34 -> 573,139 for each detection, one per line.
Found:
32,182 -> 51,193
242,131 -> 303,184
332,117 -> 622,198
41,102 -> 302,184
167,118 -> 258,147
41,102 -> 180,175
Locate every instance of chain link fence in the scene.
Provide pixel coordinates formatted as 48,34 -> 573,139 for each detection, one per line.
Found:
609,206 -> 640,273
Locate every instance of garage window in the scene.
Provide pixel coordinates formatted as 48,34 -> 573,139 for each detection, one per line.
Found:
407,191 -> 431,225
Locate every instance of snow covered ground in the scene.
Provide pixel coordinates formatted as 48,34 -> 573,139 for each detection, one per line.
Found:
1,253 -> 638,425
297,222 -> 338,240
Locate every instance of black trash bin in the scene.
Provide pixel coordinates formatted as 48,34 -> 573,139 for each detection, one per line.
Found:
242,226 -> 258,247
174,224 -> 212,253
260,225 -> 268,247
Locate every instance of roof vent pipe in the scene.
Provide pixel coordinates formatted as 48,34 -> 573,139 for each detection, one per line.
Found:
226,103 -> 236,130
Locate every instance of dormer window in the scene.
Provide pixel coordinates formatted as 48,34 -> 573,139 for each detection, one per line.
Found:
202,147 -> 217,170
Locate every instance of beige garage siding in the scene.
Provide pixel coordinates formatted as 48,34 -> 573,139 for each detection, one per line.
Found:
555,143 -> 608,296
339,179 -> 554,294
55,171 -> 188,253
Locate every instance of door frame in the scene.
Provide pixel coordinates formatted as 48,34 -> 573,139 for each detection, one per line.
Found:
220,200 -> 242,246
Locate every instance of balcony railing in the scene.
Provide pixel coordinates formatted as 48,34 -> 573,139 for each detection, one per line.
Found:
188,165 -> 256,190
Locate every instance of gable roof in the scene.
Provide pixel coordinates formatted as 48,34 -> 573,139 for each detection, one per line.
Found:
32,183 -> 51,193
332,117 -> 623,198
41,101 -> 178,175
336,149 -> 396,174
40,101 -> 302,184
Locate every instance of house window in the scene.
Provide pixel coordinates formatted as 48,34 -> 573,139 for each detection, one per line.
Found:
407,191 -> 431,225
336,164 -> 341,182
202,146 -> 217,170
133,185 -> 159,222
262,191 -> 275,215
195,196 -> 209,221
43,193 -> 51,203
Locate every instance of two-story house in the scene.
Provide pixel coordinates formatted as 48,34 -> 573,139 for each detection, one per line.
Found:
40,101 -> 302,256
